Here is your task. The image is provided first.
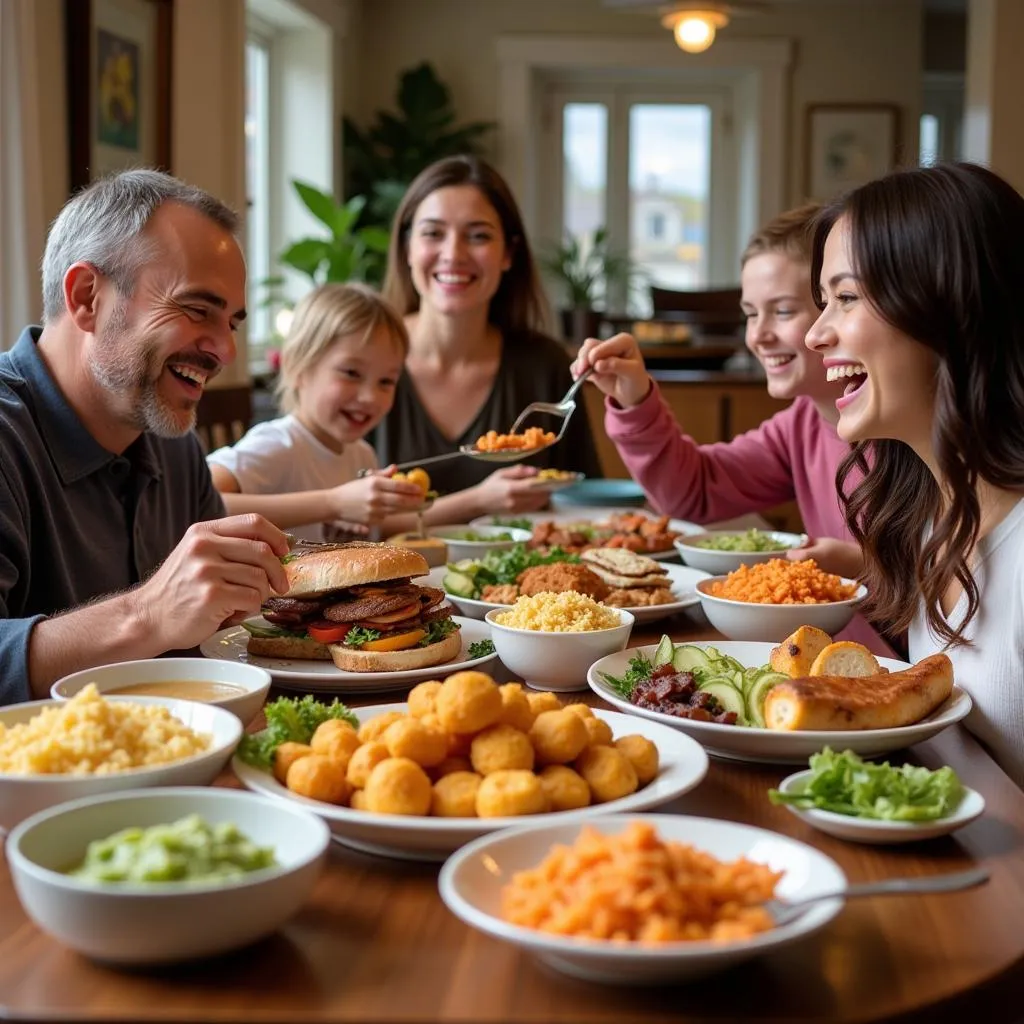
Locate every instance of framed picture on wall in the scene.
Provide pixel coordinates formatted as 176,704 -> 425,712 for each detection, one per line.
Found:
65,0 -> 173,193
804,103 -> 900,202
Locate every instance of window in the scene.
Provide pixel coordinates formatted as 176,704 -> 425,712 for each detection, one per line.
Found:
245,33 -> 271,357
921,73 -> 964,166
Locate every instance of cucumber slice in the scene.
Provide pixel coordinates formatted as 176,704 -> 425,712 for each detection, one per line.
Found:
745,671 -> 789,729
653,635 -> 675,668
672,645 -> 714,673
697,679 -> 746,722
443,570 -> 477,598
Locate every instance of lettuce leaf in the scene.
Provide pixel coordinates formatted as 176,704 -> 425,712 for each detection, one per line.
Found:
237,695 -> 358,771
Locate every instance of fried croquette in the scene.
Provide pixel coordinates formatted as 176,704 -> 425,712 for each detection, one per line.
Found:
538,764 -> 591,811
272,741 -> 312,785
436,671 -> 503,734
286,753 -> 350,804
431,771 -> 483,817
358,710 -> 405,744
310,719 -> 361,767
407,680 -> 443,718
498,682 -> 536,732
603,586 -> 676,608
383,716 -> 449,768
349,788 -> 368,811
575,745 -> 639,803
476,769 -> 548,817
562,703 -> 595,720
581,716 -> 614,747
614,734 -> 660,785
528,708 -> 589,764
516,563 -> 610,601
432,755 -> 473,779
345,740 -> 390,788
364,757 -> 433,815
526,690 -> 563,716
470,724 -> 535,775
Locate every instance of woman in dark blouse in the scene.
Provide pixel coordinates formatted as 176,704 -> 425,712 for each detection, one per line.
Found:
375,156 -> 603,513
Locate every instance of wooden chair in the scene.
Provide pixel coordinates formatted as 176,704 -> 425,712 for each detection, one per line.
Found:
194,385 -> 253,454
648,285 -> 745,338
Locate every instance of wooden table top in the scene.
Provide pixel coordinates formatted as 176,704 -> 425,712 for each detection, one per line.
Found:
2,613 -> 1023,1024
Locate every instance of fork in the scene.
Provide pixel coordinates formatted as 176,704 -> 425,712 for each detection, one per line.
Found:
506,366 -> 596,440
764,866 -> 989,928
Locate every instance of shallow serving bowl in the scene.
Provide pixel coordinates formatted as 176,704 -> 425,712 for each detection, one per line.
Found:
0,696 -> 242,832
695,576 -> 867,642
484,607 -> 634,692
438,813 -> 846,985
51,657 -> 272,727
6,787 -> 330,964
430,524 -> 532,563
674,531 -> 807,574
774,770 -> 986,845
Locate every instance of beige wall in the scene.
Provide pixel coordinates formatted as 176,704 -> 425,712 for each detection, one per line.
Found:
349,0 -> 923,208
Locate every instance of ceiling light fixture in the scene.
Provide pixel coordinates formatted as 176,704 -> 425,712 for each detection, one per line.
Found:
661,7 -> 730,54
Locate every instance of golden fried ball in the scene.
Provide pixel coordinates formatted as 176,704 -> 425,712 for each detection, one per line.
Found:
498,682 -> 536,732
286,753 -> 350,805
538,764 -> 591,811
581,716 -> 614,748
407,680 -> 443,718
562,703 -> 595,720
436,671 -> 503,734
310,719 -> 361,768
383,716 -> 449,768
349,788 -> 369,811
528,708 -> 589,765
431,771 -> 483,817
364,757 -> 432,815
526,691 -> 563,716
575,745 -> 639,803
272,741 -> 313,785
476,769 -> 548,818
358,710 -> 405,744
469,724 -> 535,776
614,734 -> 660,785
345,740 -> 390,788
432,755 -> 473,779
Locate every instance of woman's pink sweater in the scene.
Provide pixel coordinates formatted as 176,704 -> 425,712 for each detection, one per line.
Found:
604,381 -> 855,542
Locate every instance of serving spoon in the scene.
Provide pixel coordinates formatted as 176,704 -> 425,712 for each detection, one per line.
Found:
765,866 -> 989,927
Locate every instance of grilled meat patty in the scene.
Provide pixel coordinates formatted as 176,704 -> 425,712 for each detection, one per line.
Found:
262,583 -> 448,630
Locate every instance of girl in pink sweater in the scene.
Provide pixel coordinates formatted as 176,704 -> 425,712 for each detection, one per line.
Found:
572,204 -> 861,579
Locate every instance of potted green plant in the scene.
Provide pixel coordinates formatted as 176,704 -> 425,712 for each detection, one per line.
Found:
538,227 -> 644,342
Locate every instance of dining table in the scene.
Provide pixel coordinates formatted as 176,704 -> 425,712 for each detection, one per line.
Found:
2,611 -> 1023,1024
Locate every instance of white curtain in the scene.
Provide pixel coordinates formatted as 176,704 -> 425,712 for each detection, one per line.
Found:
0,0 -> 47,347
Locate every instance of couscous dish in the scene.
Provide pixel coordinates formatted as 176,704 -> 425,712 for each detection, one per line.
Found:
493,591 -> 623,632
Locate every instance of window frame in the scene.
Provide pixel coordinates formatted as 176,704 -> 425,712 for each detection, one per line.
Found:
245,23 -> 273,354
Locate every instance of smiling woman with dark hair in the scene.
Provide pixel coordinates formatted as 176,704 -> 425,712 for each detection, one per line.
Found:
376,155 -> 602,517
806,161 -> 1024,786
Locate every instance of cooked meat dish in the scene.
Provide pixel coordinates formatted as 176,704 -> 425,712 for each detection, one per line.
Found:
516,563 -> 610,601
603,586 -> 676,608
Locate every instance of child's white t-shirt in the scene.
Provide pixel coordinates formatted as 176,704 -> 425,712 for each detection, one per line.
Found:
206,414 -> 378,542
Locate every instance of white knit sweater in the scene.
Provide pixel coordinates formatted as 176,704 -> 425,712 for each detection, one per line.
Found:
909,499 -> 1024,787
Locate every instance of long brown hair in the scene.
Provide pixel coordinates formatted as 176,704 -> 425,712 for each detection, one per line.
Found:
382,155 -> 550,336
811,162 -> 1024,645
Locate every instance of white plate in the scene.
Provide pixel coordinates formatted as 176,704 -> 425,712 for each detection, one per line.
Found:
425,564 -> 711,626
199,616 -> 496,693
232,705 -> 709,861
467,509 -> 702,561
439,813 -> 846,985
775,770 -> 986,844
587,641 -> 973,765
523,472 -> 586,492
674,531 -> 808,574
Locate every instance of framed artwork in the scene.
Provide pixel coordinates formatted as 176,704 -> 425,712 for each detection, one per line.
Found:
65,0 -> 173,192
804,103 -> 900,202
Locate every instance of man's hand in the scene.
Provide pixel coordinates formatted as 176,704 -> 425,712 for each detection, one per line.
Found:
571,333 -> 652,409
129,514 -> 291,652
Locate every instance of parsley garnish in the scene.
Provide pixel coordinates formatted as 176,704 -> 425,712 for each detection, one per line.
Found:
600,651 -> 654,698
467,638 -> 496,659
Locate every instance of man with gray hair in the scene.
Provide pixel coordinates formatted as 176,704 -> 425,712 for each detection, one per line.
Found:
0,169 -> 290,702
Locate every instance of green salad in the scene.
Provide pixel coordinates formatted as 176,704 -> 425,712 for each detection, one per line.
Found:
442,543 -> 579,600
692,528 -> 792,552
445,529 -> 515,542
238,695 -> 357,770
769,748 -> 966,821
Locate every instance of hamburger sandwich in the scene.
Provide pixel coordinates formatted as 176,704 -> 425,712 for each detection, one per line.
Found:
242,541 -> 461,672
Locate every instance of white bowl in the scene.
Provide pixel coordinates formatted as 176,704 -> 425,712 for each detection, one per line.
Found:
695,576 -> 866,641
51,657 -> 272,727
587,641 -> 973,765
430,524 -> 533,563
0,697 -> 243,832
234,704 -> 708,861
484,607 -> 634,692
674,531 -> 808,574
774,770 -> 986,844
438,813 -> 846,985
6,787 -> 330,964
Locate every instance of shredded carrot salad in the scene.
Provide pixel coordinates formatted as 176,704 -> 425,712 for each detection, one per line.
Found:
707,558 -> 858,605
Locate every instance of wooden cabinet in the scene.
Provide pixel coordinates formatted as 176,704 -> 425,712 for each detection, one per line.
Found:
582,375 -> 804,534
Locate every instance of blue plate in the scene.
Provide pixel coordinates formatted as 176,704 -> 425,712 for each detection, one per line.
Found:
550,479 -> 647,509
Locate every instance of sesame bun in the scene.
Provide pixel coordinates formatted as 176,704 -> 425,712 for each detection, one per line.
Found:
283,541 -> 429,598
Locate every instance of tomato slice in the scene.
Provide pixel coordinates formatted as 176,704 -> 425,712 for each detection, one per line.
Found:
306,622 -> 352,644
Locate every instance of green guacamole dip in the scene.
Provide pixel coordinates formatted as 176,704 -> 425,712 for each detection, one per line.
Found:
69,814 -> 277,884
693,529 -> 791,553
